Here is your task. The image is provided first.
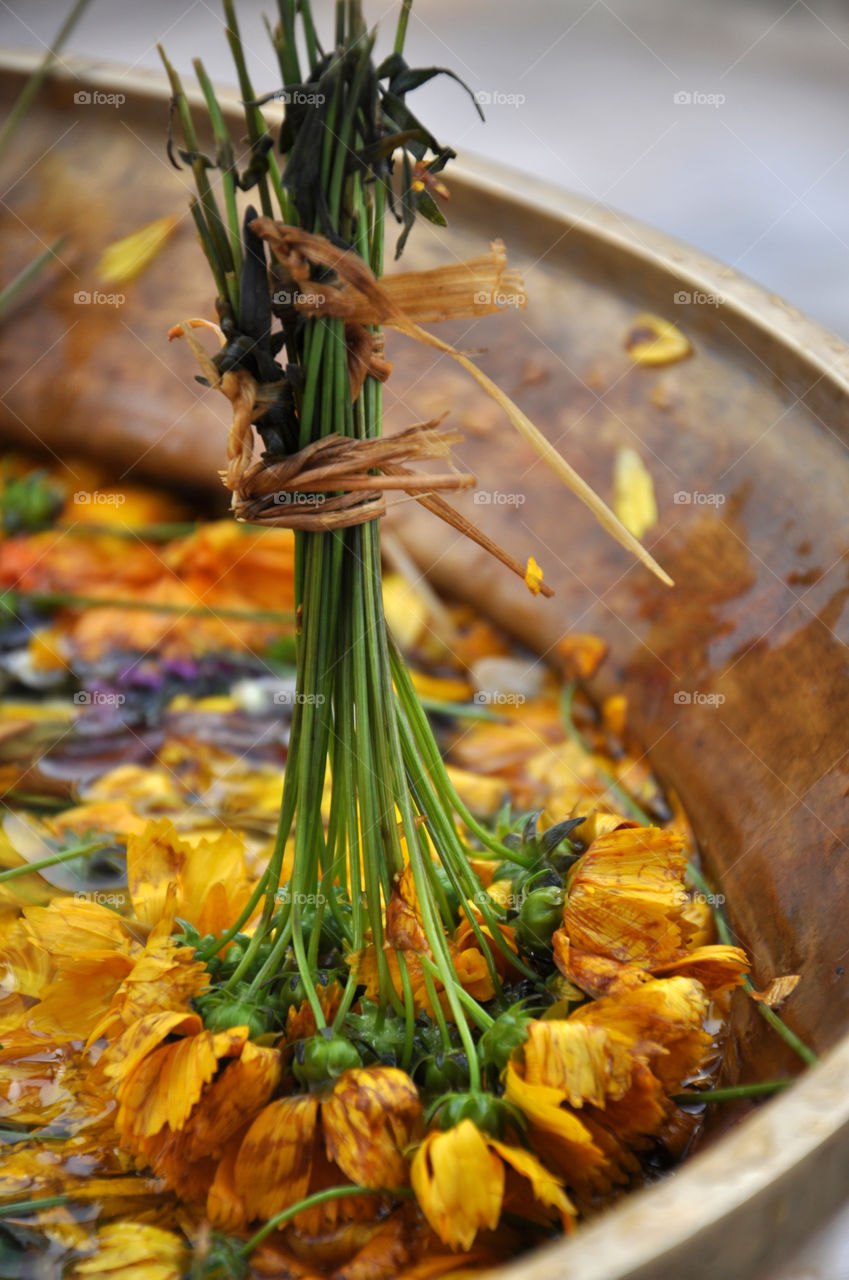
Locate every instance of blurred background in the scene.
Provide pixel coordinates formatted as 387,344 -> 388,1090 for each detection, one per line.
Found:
2,0 -> 849,336
2,2 -> 849,1276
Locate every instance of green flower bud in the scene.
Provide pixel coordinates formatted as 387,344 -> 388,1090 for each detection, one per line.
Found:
514,885 -> 564,957
293,1031 -> 361,1085
478,1006 -> 532,1073
202,1000 -> 270,1039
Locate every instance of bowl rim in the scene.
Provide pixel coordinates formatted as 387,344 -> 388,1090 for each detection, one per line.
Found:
3,47 -> 848,1278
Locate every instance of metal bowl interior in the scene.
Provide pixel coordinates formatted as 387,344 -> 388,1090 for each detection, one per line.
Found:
1,53 -> 848,1280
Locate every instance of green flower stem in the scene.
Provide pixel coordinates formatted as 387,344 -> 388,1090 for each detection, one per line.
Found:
672,1080 -> 792,1105
274,0 -> 303,89
193,57 -> 242,271
418,697 -> 509,723
159,46 -> 238,315
173,0 -> 503,1086
222,0 -> 275,219
394,0 -> 413,55
239,1184 -> 413,1257
299,0 -> 320,73
0,839 -> 110,884
394,704 -> 541,985
0,1195 -> 72,1217
12,588 -> 293,626
0,0 -> 94,164
388,640 -> 534,866
188,198 -> 228,301
419,955 -> 494,1031
684,862 -> 818,1068
0,236 -> 69,319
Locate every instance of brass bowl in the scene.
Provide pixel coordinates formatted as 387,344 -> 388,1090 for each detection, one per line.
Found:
2,52 -> 848,1280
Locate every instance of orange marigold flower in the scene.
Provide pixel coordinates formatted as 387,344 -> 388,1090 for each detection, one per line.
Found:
503,977 -> 722,1198
211,1066 -> 420,1230
564,825 -> 691,966
17,900 -> 191,1043
322,1066 -> 423,1189
570,975 -> 712,1094
411,1119 -> 574,1251
126,817 -> 253,936
555,825 -> 749,998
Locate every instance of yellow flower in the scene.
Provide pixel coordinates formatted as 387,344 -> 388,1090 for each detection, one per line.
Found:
73,1221 -> 188,1279
564,825 -> 691,965
210,1066 -> 421,1230
570,975 -> 712,1094
126,818 -> 252,936
502,1065 -> 621,1196
411,1119 -> 574,1251
555,825 -> 749,998
503,977 -> 721,1202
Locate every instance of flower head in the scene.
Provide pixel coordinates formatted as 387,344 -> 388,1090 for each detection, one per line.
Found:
411,1118 -> 574,1251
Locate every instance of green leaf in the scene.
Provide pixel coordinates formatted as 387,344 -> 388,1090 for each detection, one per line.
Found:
414,189 -> 447,227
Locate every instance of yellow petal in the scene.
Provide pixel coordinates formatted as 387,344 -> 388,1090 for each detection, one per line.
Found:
24,898 -> 134,959
524,556 -> 544,596
749,972 -> 800,1009
233,1094 -> 319,1221
572,976 -> 710,1092
555,633 -> 607,681
522,1019 -> 632,1107
96,216 -> 178,287
651,943 -> 749,994
322,1066 -> 422,1188
564,826 -> 691,968
625,313 -> 691,366
117,1029 -> 227,1141
502,1063 -> 610,1193
489,1137 -> 575,1226
613,446 -> 657,540
411,1121 -> 504,1251
73,1221 -> 188,1279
